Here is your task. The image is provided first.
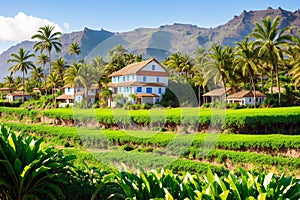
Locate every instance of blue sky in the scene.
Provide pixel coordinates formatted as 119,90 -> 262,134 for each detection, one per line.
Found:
0,0 -> 299,53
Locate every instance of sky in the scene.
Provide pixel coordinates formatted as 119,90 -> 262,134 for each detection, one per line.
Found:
0,0 -> 299,53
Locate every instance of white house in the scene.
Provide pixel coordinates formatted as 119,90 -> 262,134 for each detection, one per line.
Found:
227,90 -> 266,106
56,84 -> 101,107
108,58 -> 169,107
7,92 -> 33,102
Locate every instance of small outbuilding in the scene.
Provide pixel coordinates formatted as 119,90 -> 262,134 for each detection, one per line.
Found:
226,90 -> 266,106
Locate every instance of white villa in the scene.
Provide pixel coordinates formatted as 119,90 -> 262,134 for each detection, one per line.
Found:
227,90 -> 266,106
56,84 -> 101,107
108,58 -> 169,107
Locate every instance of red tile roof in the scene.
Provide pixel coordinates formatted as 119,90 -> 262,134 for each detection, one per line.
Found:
56,94 -> 74,100
136,93 -> 159,97
227,90 -> 266,99
109,58 -> 168,77
203,88 -> 231,97
7,92 -> 32,96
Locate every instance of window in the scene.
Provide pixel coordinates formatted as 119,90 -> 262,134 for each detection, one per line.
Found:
156,98 -> 159,103
129,87 -> 132,92
249,98 -> 251,102
127,76 -> 129,81
152,65 -> 156,71
143,76 -> 147,82
113,77 -> 116,82
132,75 -> 135,80
158,88 -> 162,94
146,88 -> 152,93
67,87 -> 71,92
156,77 -> 159,83
123,76 -> 125,82
137,87 -> 142,93
118,87 -> 122,92
117,77 -> 120,82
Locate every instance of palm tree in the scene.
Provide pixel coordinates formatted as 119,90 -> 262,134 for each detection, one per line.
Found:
234,38 -> 262,108
52,57 -> 67,80
7,48 -> 35,103
206,44 -> 233,99
105,45 -> 128,74
77,61 -> 97,108
47,71 -> 62,107
69,42 -> 81,62
4,74 -> 15,93
165,52 -> 183,74
64,62 -> 82,104
250,16 -> 292,104
288,36 -> 300,88
36,54 -> 49,95
32,25 -> 62,75
91,56 -> 109,89
193,46 -> 209,106
30,66 -> 44,87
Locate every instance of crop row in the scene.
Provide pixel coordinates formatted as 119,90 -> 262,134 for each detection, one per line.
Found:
2,106 -> 300,133
4,122 -> 300,151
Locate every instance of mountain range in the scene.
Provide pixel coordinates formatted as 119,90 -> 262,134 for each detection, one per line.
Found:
0,7 -> 300,80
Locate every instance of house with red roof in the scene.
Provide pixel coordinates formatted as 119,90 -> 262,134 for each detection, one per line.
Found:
108,58 -> 169,107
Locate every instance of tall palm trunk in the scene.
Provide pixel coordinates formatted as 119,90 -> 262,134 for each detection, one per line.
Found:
85,86 -> 88,108
43,64 -> 47,95
250,74 -> 256,108
198,85 -> 201,106
275,63 -> 281,105
52,85 -> 56,107
22,71 -> 25,104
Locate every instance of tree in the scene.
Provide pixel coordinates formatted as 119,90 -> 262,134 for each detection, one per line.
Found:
234,38 -> 262,108
164,52 -> 184,74
105,45 -> 128,74
193,46 -> 209,106
7,48 -> 35,103
91,56 -> 109,90
289,36 -> 300,88
32,25 -> 62,75
47,71 -> 62,107
69,42 -> 81,62
30,66 -> 44,87
52,57 -> 67,80
64,63 -> 82,104
206,44 -> 233,99
250,16 -> 292,104
77,61 -> 97,108
4,74 -> 15,92
36,54 -> 49,95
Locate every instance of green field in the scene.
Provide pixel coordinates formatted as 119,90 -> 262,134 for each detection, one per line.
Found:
0,106 -> 300,199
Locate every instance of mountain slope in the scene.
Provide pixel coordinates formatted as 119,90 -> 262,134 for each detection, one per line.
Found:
0,7 -> 300,80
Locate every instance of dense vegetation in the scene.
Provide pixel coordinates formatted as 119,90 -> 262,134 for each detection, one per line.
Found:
0,124 -> 299,199
1,106 -> 300,133
1,15 -> 300,108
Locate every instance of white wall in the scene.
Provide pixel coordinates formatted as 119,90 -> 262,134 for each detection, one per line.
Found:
65,87 -> 74,95
141,61 -> 166,72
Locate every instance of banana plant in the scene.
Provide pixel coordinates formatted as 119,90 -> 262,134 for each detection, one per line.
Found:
0,124 -> 75,200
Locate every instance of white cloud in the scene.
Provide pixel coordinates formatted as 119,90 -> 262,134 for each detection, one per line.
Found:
63,22 -> 70,30
0,12 -> 63,42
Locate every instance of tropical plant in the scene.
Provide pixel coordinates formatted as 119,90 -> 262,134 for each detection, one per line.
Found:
32,25 -> 62,75
69,42 -> 81,62
36,54 -> 49,95
0,124 -> 75,200
206,44 -> 234,99
77,61 -> 97,108
64,62 -> 82,104
249,16 -> 292,104
3,74 -> 15,92
52,57 -> 67,79
7,48 -> 35,103
30,66 -> 44,85
47,71 -> 62,107
234,38 -> 262,108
